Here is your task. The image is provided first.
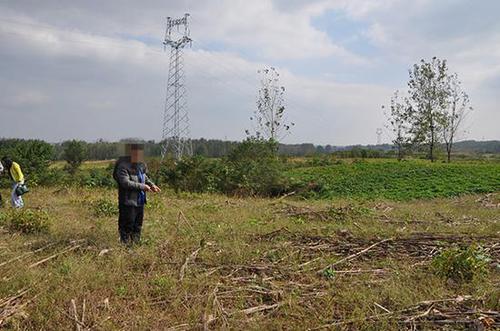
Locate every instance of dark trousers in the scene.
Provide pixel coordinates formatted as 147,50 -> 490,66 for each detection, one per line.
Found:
118,204 -> 144,244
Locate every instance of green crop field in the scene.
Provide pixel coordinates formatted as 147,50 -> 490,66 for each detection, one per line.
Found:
287,160 -> 500,200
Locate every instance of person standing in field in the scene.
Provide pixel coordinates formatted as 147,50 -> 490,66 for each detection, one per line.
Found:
1,157 -> 25,208
114,143 -> 160,244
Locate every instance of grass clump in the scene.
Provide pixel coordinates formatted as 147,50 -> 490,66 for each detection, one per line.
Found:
0,208 -> 51,234
326,203 -> 372,221
431,245 -> 491,282
92,198 -> 118,217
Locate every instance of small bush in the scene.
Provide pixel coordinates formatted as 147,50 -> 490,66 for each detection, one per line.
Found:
37,168 -> 71,186
159,156 -> 226,193
0,209 -> 51,234
223,138 -> 288,196
62,140 -> 88,174
36,167 -> 115,188
79,168 -> 115,188
158,138 -> 290,197
432,245 -> 490,282
92,198 -> 118,217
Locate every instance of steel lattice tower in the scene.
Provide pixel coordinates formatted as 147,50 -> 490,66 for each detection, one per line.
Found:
161,13 -> 192,160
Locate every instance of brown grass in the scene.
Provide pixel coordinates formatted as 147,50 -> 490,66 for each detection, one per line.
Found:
0,187 -> 498,330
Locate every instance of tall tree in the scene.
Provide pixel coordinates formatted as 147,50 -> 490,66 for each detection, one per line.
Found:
383,90 -> 412,161
442,73 -> 472,162
247,67 -> 294,142
407,57 -> 450,162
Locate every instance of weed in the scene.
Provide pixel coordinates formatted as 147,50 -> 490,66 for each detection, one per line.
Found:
115,285 -> 128,297
0,209 -> 51,234
432,245 -> 491,282
322,267 -> 336,279
92,198 -> 118,217
151,275 -> 174,295
58,261 -> 72,276
326,204 -> 372,221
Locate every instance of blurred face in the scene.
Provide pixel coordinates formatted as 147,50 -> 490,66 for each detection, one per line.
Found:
130,147 -> 144,164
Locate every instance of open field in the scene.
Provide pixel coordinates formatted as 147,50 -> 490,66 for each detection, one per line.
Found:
0,184 -> 499,330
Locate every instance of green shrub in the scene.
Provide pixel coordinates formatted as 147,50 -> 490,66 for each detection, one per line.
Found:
0,139 -> 54,185
79,168 -> 115,188
158,138 -> 290,197
38,168 -> 71,186
92,198 -> 118,217
159,156 -> 227,193
36,166 -> 115,188
432,245 -> 491,282
223,138 -> 288,196
0,209 -> 51,234
62,140 -> 88,174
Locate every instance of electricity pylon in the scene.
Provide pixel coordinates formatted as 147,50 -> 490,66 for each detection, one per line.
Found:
161,13 -> 192,160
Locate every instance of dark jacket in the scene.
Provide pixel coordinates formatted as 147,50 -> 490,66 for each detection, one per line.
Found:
115,160 -> 155,207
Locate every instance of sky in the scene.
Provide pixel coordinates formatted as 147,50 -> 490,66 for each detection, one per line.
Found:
0,0 -> 499,145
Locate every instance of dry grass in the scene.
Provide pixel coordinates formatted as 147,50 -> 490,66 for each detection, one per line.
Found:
0,187 -> 499,330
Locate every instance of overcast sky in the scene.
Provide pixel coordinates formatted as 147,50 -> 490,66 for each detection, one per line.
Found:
0,0 -> 499,145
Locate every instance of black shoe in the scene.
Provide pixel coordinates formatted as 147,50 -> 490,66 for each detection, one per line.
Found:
131,232 -> 141,244
120,232 -> 131,244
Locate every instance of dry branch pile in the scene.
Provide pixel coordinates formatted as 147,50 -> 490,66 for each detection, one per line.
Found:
311,296 -> 499,330
255,231 -> 500,265
165,229 -> 499,330
0,288 -> 32,327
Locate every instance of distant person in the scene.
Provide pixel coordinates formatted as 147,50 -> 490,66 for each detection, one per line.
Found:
114,143 -> 160,244
1,157 -> 26,208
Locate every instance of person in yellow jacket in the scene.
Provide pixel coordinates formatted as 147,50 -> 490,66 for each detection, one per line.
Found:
1,157 -> 25,208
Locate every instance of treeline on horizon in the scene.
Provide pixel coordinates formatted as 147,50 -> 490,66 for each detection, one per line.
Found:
1,138 -> 499,161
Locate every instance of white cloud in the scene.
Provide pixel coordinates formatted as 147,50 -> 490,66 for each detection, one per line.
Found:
0,17 -> 164,67
0,0 -> 498,143
3,89 -> 50,108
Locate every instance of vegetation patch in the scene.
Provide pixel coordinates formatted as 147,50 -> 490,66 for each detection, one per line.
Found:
287,160 -> 500,200
159,139 -> 288,196
92,198 -> 119,217
432,245 -> 491,282
0,208 -> 51,234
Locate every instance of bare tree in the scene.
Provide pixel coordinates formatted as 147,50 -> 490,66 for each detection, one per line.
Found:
247,67 -> 294,142
407,57 -> 449,162
383,90 -> 413,161
442,73 -> 472,162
